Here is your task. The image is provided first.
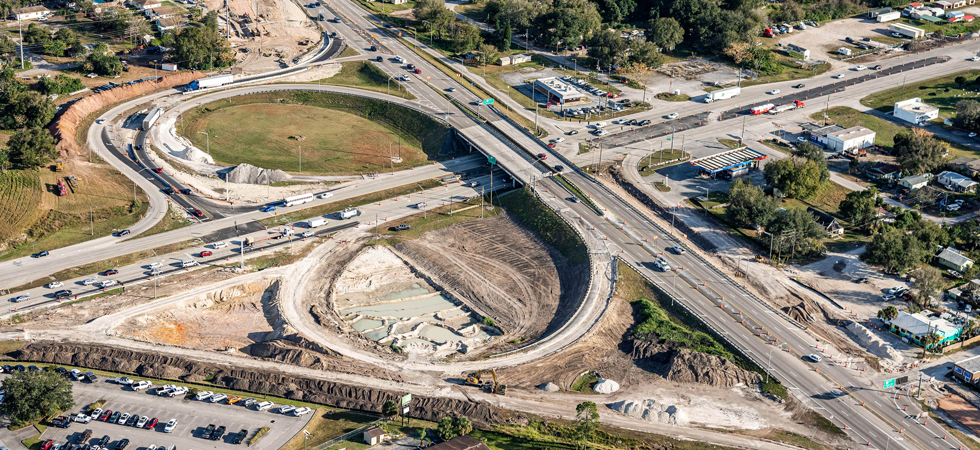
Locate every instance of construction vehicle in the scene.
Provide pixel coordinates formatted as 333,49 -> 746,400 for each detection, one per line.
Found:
464,370 -> 507,395
56,179 -> 67,196
244,237 -> 255,248
55,160 -> 63,172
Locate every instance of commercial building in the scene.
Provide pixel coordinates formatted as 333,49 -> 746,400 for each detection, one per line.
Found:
498,54 -> 531,65
938,171 -> 978,192
877,11 -> 902,21
689,147 -> 768,179
894,98 -> 939,124
532,77 -> 584,104
890,23 -> 926,39
953,355 -> 980,383
786,43 -> 810,60
826,127 -> 876,153
899,173 -> 932,191
889,311 -> 963,347
11,5 -> 52,20
936,0 -> 954,8
938,247 -> 975,272
801,123 -> 844,147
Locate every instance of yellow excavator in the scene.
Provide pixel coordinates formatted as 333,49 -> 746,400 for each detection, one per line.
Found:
464,370 -> 507,395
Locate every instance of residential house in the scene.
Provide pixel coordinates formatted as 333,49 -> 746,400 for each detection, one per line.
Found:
937,170 -> 978,192
888,311 -> 963,347
363,427 -> 386,446
155,16 -> 181,31
498,54 -> 531,65
826,127 -> 876,153
11,5 -> 52,20
953,355 -> 980,383
951,157 -> 980,177
800,123 -> 844,147
427,436 -> 492,450
144,5 -> 178,19
866,163 -> 901,180
128,0 -> 162,10
807,207 -> 844,237
899,173 -> 932,191
894,98 -> 939,124
937,247 -> 975,272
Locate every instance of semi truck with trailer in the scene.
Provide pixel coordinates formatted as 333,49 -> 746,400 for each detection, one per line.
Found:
142,108 -> 162,130
185,74 -> 234,91
767,100 -> 805,114
704,86 -> 741,103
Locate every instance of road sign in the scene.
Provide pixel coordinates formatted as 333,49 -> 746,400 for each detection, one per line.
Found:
883,378 -> 896,389
401,394 -> 412,405
488,156 -> 496,165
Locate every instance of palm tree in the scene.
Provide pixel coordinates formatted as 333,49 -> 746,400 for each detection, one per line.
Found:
919,332 -> 940,359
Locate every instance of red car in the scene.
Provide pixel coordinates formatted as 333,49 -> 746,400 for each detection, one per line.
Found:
41,441 -> 53,450
152,168 -> 163,173
547,143 -> 556,147
200,251 -> 213,257
414,68 -> 421,74
145,417 -> 158,429
537,153 -> 547,160
100,410 -> 112,421
103,269 -> 119,276
192,209 -> 204,218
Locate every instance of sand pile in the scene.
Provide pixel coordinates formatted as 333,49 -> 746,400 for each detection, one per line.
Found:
539,382 -> 560,392
845,321 -> 903,365
223,163 -> 291,184
607,399 -> 678,425
594,379 -> 620,394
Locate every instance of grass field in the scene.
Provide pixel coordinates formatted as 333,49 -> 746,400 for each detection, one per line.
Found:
860,69 -> 980,117
371,191 -> 506,245
0,159 -> 151,262
311,61 -> 414,99
180,91 -> 450,176
279,410 -> 377,450
813,106 -> 977,159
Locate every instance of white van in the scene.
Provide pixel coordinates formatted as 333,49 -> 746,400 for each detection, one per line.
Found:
181,259 -> 197,268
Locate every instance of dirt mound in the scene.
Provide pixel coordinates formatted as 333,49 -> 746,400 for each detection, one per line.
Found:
539,382 -> 560,392
844,321 -> 903,365
51,71 -> 203,156
10,341 -> 521,427
607,399 -> 679,425
784,301 -> 816,323
223,163 -> 291,184
663,350 -> 762,388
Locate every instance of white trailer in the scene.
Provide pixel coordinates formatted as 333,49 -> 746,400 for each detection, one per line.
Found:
142,107 -> 162,130
306,217 -> 327,228
768,104 -> 795,115
283,193 -> 314,207
890,23 -> 925,39
339,208 -> 361,219
704,86 -> 741,103
187,73 -> 234,90
877,11 -> 901,22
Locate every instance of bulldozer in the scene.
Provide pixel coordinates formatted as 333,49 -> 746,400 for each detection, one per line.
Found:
463,370 -> 507,395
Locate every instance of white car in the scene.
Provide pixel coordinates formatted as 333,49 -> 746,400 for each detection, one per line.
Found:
115,376 -> 134,385
301,231 -> 315,238
854,65 -> 867,70
400,75 -> 410,81
666,112 -> 679,119
834,74 -> 845,79
292,407 -> 312,416
90,408 -> 103,419
595,129 -> 608,136
117,413 -> 131,424
99,280 -> 116,288
553,137 -> 565,142
47,281 -> 63,289
96,119 -> 106,124
132,380 -> 152,391
82,278 -> 97,285
594,122 -> 607,128
11,294 -> 29,303
73,414 -> 92,423
136,416 -> 149,428
972,56 -> 980,61
414,202 -> 427,209
768,89 -> 780,95
149,261 -> 163,269
316,192 -> 333,199
797,136 -> 807,142
209,393 -> 228,403
279,405 -> 296,414
212,242 -> 228,249
806,354 -> 822,362
256,401 -> 275,410
164,419 -> 178,433
195,390 -> 213,401
970,132 -> 977,138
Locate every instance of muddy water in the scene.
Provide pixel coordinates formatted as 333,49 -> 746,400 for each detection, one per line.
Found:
341,292 -> 457,319
342,286 -> 488,346
420,325 -> 488,343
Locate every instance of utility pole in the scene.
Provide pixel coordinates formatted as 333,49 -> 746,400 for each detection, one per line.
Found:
19,19 -> 25,69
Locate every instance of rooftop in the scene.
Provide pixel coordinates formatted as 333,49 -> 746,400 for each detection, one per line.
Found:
828,126 -> 875,141
891,311 -> 961,338
364,427 -> 385,439
801,123 -> 845,137
896,98 -> 940,115
938,246 -> 975,267
956,355 -> 980,374
689,147 -> 768,174
13,5 -> 51,13
901,174 -> 931,185
533,77 -> 580,99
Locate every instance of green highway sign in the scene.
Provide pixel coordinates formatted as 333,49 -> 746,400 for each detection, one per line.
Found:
883,378 -> 896,389
488,156 -> 496,165
482,98 -> 494,105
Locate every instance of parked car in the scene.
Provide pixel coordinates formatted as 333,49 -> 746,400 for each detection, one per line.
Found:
293,407 -> 312,416
202,424 -> 216,440
115,377 -> 133,385
116,439 -> 129,450
117,413 -> 130,425
278,405 -> 296,414
194,391 -> 214,401
209,393 -> 228,403
256,401 -> 275,410
74,414 -> 92,424
125,414 -> 138,426
212,426 -> 226,441
164,419 -> 177,433
132,381 -> 152,391
51,416 -> 72,428
232,429 -> 248,444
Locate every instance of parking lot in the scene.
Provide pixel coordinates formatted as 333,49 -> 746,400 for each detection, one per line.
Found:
0,374 -> 312,450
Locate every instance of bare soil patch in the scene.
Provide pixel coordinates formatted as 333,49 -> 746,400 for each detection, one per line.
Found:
940,393 -> 980,436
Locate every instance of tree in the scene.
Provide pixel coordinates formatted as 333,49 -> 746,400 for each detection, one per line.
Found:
0,35 -> 16,55
763,157 -> 823,199
381,399 -> 398,421
877,305 -> 898,321
575,401 -> 600,448
435,416 -> 472,440
955,99 -> 980,133
726,178 -> 777,228
919,332 -> 940,357
647,17 -> 683,51
86,43 -> 123,76
536,0 -> 602,49
894,128 -> 948,173
447,22 -> 483,53
956,76 -> 968,87
766,208 -> 827,258
0,369 -> 74,427
587,29 -> 629,69
8,128 -> 56,170
415,0 -> 455,35
171,26 -> 233,70
838,188 -> 878,229
486,0 -> 548,29
792,141 -> 829,183
911,266 -> 944,305
497,20 -> 512,51
477,43 -> 500,68
455,416 -> 472,436
861,228 -> 923,273
629,40 -> 662,67
3,91 -> 56,129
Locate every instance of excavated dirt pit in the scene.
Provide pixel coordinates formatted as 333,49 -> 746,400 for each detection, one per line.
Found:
118,280 -> 280,351
332,246 -> 499,355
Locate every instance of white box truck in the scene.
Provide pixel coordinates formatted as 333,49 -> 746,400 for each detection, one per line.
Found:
704,86 -> 741,103
339,208 -> 360,219
306,217 -> 327,228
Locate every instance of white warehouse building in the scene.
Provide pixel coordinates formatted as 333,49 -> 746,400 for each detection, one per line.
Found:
895,98 -> 939,124
826,127 -> 876,153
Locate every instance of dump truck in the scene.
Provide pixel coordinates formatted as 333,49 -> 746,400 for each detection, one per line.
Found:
243,237 -> 255,248
464,370 -> 507,395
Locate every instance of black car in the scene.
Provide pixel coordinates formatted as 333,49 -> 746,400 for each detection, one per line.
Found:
108,412 -> 121,423
55,367 -> 67,374
232,429 -> 248,445
211,426 -> 226,441
79,429 -> 93,444
116,439 -> 129,450
162,188 -> 174,195
27,365 -> 39,371
98,436 -> 110,447
14,364 -> 25,371
125,414 -> 139,426
395,224 -> 410,231
85,371 -> 98,382
114,229 -> 130,237
793,83 -> 805,89
2,365 -> 12,373
55,290 -> 73,299
376,56 -> 383,62
202,424 -> 216,440
33,251 -> 49,258
52,416 -> 72,428
180,188 -> 192,195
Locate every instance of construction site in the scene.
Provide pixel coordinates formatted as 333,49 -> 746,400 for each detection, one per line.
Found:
215,0 -> 323,73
